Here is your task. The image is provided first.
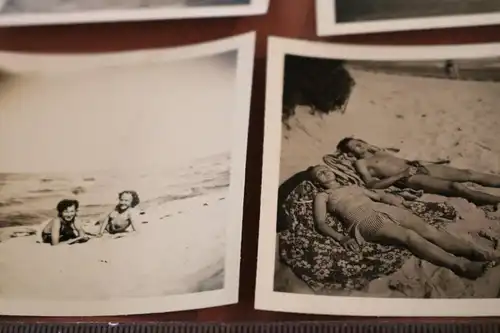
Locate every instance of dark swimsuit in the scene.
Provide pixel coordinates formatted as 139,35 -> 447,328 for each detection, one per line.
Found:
406,160 -> 430,175
42,220 -> 78,243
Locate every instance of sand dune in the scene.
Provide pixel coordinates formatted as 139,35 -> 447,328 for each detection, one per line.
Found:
0,190 -> 227,300
278,69 -> 500,298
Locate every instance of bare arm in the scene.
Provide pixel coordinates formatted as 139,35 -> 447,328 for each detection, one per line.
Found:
363,189 -> 405,208
353,159 -> 386,188
98,213 -> 111,236
73,219 -> 87,237
36,219 -> 51,243
368,171 -> 410,190
50,218 -> 61,246
128,209 -> 140,232
313,192 -> 345,243
355,160 -> 411,189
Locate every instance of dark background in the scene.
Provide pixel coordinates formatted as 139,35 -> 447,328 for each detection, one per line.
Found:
0,0 -> 499,323
335,0 -> 500,23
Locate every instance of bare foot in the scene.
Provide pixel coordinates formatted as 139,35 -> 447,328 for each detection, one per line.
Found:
455,261 -> 488,280
469,245 -> 500,261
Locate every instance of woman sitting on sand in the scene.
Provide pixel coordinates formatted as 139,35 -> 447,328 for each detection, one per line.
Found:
37,199 -> 89,246
96,190 -> 141,237
309,165 -> 497,280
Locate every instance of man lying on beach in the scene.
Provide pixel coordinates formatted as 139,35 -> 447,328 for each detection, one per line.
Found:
96,190 -> 141,237
37,199 -> 89,246
336,137 -> 500,208
310,165 -> 496,280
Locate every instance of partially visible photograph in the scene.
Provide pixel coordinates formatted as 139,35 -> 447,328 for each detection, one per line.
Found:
0,32 -> 254,316
256,37 -> 500,317
316,0 -> 500,36
0,0 -> 269,26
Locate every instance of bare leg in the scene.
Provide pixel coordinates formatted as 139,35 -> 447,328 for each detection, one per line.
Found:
397,212 -> 494,261
406,175 -> 500,206
366,224 -> 486,279
425,164 -> 500,188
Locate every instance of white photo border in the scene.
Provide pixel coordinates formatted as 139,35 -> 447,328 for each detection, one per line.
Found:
255,36 -> 500,317
316,0 -> 500,36
0,31 -> 255,317
0,0 -> 269,27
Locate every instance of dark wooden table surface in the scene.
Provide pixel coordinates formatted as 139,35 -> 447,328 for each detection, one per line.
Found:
0,0 -> 499,323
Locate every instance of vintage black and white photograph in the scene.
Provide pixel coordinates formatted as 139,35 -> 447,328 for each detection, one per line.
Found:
0,0 -> 269,26
256,37 -> 500,317
316,0 -> 500,36
0,32 -> 254,316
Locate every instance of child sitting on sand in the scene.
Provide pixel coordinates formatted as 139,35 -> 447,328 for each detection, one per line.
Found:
96,190 -> 141,237
37,199 -> 89,246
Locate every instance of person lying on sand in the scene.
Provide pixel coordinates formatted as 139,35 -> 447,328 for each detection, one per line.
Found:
310,165 -> 496,280
336,137 -> 500,209
96,190 -> 140,237
37,199 -> 89,246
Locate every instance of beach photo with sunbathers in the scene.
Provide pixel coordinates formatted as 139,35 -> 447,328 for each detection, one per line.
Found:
0,0 -> 269,26
315,0 -> 500,36
0,32 -> 254,316
256,37 -> 500,317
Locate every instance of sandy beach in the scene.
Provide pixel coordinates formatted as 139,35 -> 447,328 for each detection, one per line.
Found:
0,190 -> 227,300
278,68 -> 500,298
280,69 -> 500,183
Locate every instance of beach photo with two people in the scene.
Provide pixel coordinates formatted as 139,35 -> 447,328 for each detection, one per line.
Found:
0,33 -> 253,316
261,42 -> 500,308
36,191 -> 143,246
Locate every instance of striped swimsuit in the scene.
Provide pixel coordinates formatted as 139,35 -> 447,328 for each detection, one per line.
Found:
327,186 -> 408,244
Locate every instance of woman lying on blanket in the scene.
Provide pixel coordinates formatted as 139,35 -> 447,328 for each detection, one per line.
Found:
310,165 -> 498,280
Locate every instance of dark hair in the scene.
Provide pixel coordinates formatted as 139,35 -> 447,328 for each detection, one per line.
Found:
307,165 -> 328,183
56,199 -> 79,217
306,165 -> 318,178
336,137 -> 368,154
118,190 -> 140,208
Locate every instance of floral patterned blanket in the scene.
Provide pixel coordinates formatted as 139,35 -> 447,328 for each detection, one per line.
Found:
277,179 -> 458,294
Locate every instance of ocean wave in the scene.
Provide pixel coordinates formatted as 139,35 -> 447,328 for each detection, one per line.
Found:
29,189 -> 54,194
0,154 -> 230,228
0,212 -> 45,227
0,198 -> 24,208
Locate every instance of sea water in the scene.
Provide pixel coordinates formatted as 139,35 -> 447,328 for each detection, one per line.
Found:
0,153 -> 229,229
